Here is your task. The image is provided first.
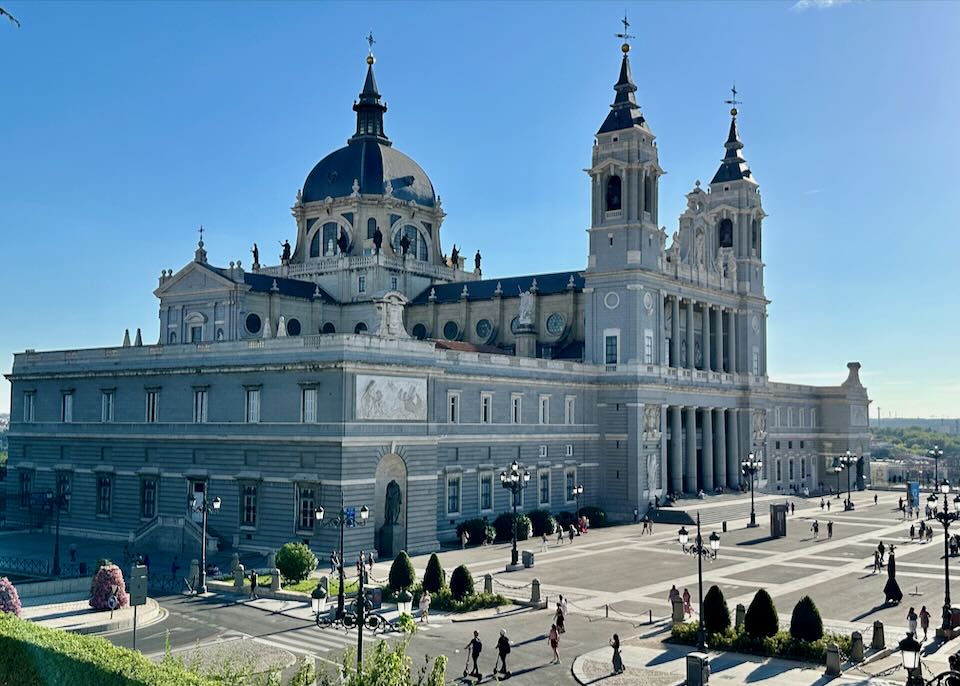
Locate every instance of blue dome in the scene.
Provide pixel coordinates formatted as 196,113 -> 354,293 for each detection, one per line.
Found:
302,140 -> 437,208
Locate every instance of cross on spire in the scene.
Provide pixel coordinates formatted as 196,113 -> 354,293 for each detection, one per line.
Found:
198,224 -> 204,244
724,83 -> 742,115
366,31 -> 375,54
615,13 -> 635,43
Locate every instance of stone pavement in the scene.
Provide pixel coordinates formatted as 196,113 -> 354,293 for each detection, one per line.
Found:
20,594 -> 164,634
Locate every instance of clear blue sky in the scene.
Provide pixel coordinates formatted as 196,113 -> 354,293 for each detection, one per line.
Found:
1,0 -> 957,418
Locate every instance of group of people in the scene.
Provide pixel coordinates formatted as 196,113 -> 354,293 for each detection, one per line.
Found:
668,585 -> 694,618
908,521 -> 936,543
536,522 -> 587,551
906,606 -> 933,641
328,550 -> 376,576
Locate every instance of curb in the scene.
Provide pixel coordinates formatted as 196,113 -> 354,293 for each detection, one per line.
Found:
67,598 -> 163,635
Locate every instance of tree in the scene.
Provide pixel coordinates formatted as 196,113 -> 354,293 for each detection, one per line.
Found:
526,509 -> 557,536
450,565 -> 475,601
422,553 -> 446,593
493,512 -> 531,542
389,551 -> 416,592
789,595 -> 824,641
275,542 -> 318,584
702,585 -> 730,634
744,588 -> 779,638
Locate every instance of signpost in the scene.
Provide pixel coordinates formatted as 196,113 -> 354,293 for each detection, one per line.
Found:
129,564 -> 148,651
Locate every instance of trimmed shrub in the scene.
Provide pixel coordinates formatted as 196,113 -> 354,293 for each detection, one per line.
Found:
89,565 -> 129,611
579,506 -> 608,527
0,578 -> 22,617
671,622 -> 851,664
422,553 -> 446,594
745,589 -> 779,638
449,565 -> 475,601
89,559 -> 113,595
702,585 -> 730,635
493,512 -> 531,542
526,509 -> 558,536
555,511 -> 577,529
388,551 -> 416,592
789,596 -> 824,642
275,542 -> 318,584
456,519 -> 495,546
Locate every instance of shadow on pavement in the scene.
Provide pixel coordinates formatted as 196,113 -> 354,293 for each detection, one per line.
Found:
745,660 -> 793,682
645,649 -> 684,667
850,603 -> 890,621
736,537 -> 776,547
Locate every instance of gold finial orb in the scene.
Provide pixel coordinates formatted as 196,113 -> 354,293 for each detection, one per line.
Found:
621,42 -> 630,53
366,54 -> 375,65
730,107 -> 738,117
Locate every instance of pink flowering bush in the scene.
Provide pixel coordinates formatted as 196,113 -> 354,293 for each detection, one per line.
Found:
88,564 -> 129,610
0,577 -> 22,617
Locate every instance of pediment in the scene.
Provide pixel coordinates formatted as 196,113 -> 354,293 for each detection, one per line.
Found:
154,263 -> 238,299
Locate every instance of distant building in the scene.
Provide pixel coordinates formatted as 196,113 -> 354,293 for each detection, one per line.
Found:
4,38 -> 871,558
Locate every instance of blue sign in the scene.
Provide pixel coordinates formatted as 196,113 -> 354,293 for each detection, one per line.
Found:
908,482 -> 920,509
346,506 -> 357,527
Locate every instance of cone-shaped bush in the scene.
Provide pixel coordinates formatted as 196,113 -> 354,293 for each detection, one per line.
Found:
450,564 -> 475,601
703,585 -> 731,634
789,595 -> 824,641
422,553 -> 446,593
388,551 -> 416,592
744,588 -> 779,638
0,577 -> 22,617
89,564 -> 129,610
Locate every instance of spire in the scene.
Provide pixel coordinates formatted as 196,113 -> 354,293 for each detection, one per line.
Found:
350,32 -> 390,145
711,85 -> 753,185
598,15 -> 648,135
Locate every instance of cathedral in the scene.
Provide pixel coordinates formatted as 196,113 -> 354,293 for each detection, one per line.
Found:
4,36 -> 871,558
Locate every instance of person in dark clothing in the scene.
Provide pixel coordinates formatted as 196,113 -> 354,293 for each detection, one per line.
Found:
249,570 -> 258,600
495,629 -> 511,676
465,631 -> 482,678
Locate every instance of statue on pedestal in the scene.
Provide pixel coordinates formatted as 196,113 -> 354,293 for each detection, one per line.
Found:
385,480 -> 402,525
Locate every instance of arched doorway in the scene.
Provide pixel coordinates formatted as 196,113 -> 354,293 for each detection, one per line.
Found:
375,453 -> 407,558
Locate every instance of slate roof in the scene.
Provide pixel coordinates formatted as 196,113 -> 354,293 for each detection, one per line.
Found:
598,52 -> 650,135
710,116 -> 753,185
409,271 -> 584,305
201,263 -> 337,303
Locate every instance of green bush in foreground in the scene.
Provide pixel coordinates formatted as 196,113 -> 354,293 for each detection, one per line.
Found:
275,542 -> 318,584
389,551 -> 417,592
702,585 -> 730,635
790,595 -> 824,642
449,565 -> 475,601
320,639 -> 446,686
422,553 -> 446,594
671,622 -> 852,663
745,588 -> 779,638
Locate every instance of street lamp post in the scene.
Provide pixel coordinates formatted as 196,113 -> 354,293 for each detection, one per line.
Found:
931,445 -> 945,486
45,488 -> 70,577
927,480 -> 960,636
829,465 -> 844,499
898,631 -> 924,686
678,512 -> 721,650
741,454 -> 762,528
189,494 -> 221,594
500,461 -> 530,569
839,451 -> 858,510
573,484 -> 584,522
315,501 -> 369,620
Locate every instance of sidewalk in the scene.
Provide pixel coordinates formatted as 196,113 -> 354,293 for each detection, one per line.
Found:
20,594 -> 165,634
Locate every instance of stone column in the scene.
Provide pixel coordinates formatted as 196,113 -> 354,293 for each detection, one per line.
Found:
728,409 -> 740,488
670,406 -> 683,494
715,408 -> 728,488
685,406 -> 697,493
715,306 -> 725,373
685,298 -> 695,370
702,408 -> 714,491
727,309 -> 738,374
670,296 -> 680,368
703,304 -> 712,372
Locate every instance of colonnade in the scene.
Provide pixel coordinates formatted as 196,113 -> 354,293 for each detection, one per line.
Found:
666,295 -> 737,372
666,406 -> 742,495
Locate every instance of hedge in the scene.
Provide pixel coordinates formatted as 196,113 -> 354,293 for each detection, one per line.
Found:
672,622 -> 852,663
0,578 -> 22,617
456,519 -> 495,546
493,512 -> 531,542
386,584 -> 510,613
449,565 -> 474,601
388,552 -> 416,592
702,585 -> 730,634
526,509 -> 558,536
422,554 -> 446,594
745,588 -> 779,638
790,596 -> 824,642
579,506 -> 608,527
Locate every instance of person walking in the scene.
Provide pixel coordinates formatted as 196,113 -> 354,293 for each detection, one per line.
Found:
549,623 -> 561,664
555,602 -> 566,633
249,569 -> 259,600
461,529 -> 470,550
541,532 -> 549,553
329,551 -> 337,575
827,521 -> 834,539
826,500 -> 831,511
556,526 -> 564,545
366,551 -> 375,573
907,607 -> 918,636
791,502 -> 796,516
419,590 -> 431,624
641,517 -> 649,535
811,520 -> 820,539
874,493 -> 879,505
611,633 -> 624,674
495,629 -> 511,676
560,593 -> 569,620
682,588 -> 693,617
568,524 -> 576,544
465,631 -> 483,678
878,541 -> 886,564
872,551 -> 881,574
910,524 -> 916,541
820,498 -> 825,510
919,606 -> 931,641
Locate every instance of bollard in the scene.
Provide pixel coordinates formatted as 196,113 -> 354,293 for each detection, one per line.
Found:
484,574 -> 493,595
605,604 -> 609,619
722,521 -> 727,533
266,552 -> 276,570
850,631 -> 864,662
672,597 -> 684,624
189,559 -> 200,591
871,620 -> 885,650
320,575 -> 329,596
233,564 -> 245,592
230,552 -> 240,573
531,578 -> 541,604
735,603 -> 746,630
825,643 -> 841,676
649,609 -> 653,624
271,568 -> 281,591
685,652 -> 710,685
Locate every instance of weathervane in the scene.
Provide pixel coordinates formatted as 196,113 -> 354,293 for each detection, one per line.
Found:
615,13 -> 635,49
725,83 -> 742,116
198,225 -> 204,244
366,31 -> 376,65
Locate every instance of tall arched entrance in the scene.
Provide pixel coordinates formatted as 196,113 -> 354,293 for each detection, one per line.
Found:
375,453 -> 407,559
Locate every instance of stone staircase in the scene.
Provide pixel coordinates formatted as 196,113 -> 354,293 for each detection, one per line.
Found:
133,515 -> 221,556
651,493 -> 819,528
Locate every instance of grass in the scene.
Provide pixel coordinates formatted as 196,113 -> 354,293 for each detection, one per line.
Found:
218,575 -> 360,596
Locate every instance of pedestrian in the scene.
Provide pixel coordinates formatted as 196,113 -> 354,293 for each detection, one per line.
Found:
541,532 -> 549,553
555,602 -> 566,633
560,593 -> 568,619
633,508 -> 639,524
648,516 -> 654,534
249,569 -> 258,600
668,584 -> 680,609
568,524 -> 576,544
419,590 -> 431,624
928,527 -> 934,543
556,526 -> 564,545
495,629 -> 511,676
171,556 -> 180,580
811,520 -> 819,539
919,606 -> 931,641
820,498 -> 825,510
827,521 -> 834,538
878,541 -> 886,563
465,631 -> 483,678
682,588 -> 693,617
899,496 -> 903,511
641,517 -> 649,535
142,554 -> 151,571
69,543 -> 77,563
873,551 -> 881,574
907,607 -> 918,635
827,500 -> 831,511
910,524 -> 916,541
549,623 -> 561,664
330,551 -> 337,575
874,493 -> 879,505
791,502 -> 795,515
611,633 -> 624,674
357,551 -> 365,577
461,529 -> 470,549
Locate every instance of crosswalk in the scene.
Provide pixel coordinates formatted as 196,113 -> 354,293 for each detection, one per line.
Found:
251,622 -> 434,659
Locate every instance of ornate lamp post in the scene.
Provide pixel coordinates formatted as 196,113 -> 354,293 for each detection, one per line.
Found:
45,488 -> 70,577
898,631 -> 923,685
927,480 -> 960,636
829,464 -> 844,499
500,461 -> 530,569
573,484 -> 584,521
930,445 -> 945,485
315,500 -> 369,619
678,512 -> 720,650
189,494 -> 221,594
741,453 -> 762,528
839,451 -> 858,510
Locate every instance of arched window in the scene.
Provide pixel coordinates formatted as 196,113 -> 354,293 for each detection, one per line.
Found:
321,322 -> 336,334
169,331 -> 177,344
310,222 -> 344,257
391,225 -> 428,261
752,219 -> 761,257
354,322 -> 368,334
411,323 -> 427,340
367,218 -> 377,239
718,218 -> 734,248
286,318 -> 301,336
605,176 -> 622,211
644,175 -> 654,214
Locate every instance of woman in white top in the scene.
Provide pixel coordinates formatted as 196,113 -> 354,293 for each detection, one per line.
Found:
419,591 -> 431,623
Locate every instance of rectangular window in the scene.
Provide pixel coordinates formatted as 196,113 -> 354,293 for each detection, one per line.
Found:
61,392 -> 73,423
97,476 -> 112,515
787,408 -> 794,427
539,470 -> 550,506
789,460 -> 795,480
145,390 -> 159,423
480,393 -> 492,424
193,389 -> 208,423
358,276 -> 366,293
801,459 -> 806,480
539,445 -> 548,458
241,483 -> 257,527
799,408 -> 806,427
479,473 -> 493,512
604,335 -> 618,365
643,329 -> 654,364
752,347 -> 760,376
56,472 -> 71,511
447,392 -> 460,424
390,276 -> 398,291
775,440 -> 781,450
565,444 -> 574,457
564,396 -> 575,425
539,395 -> 550,424
141,478 -> 157,519
511,394 -> 522,424
101,391 -> 114,423
800,440 -> 805,449
23,393 -> 35,423
788,440 -> 793,450
446,474 -> 461,515
19,470 -> 32,507
775,407 -> 781,427
190,326 -> 202,343
776,460 -> 782,482
245,388 -> 261,423
301,388 -> 318,423
297,484 -> 315,530
565,468 -> 577,503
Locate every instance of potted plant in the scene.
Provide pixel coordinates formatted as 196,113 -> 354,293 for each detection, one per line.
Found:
397,589 -> 413,615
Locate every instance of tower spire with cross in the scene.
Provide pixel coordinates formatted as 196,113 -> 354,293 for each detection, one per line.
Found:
194,224 -> 208,264
615,13 -> 635,52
